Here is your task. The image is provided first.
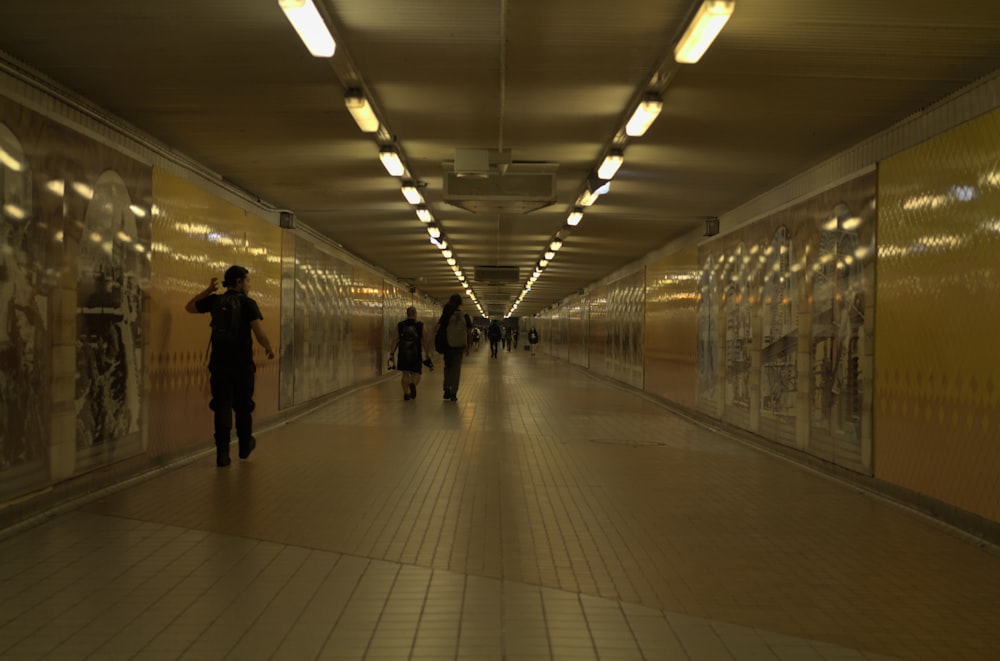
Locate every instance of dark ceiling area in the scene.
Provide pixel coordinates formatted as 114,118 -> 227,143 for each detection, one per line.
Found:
2,0 -> 1000,317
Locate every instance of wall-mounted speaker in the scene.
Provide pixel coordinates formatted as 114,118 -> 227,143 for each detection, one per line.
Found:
279,211 -> 295,229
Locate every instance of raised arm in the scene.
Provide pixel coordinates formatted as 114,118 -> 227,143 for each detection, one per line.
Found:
185,278 -> 219,313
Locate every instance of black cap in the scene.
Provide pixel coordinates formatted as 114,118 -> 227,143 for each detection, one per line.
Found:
223,265 -> 249,287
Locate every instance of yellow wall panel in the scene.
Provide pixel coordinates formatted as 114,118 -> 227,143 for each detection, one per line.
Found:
645,247 -> 699,409
148,169 -> 282,456
876,108 -> 1000,523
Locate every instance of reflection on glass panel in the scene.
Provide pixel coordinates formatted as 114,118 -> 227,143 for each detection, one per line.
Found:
76,171 -> 145,466
811,203 -> 865,445
761,227 -> 797,421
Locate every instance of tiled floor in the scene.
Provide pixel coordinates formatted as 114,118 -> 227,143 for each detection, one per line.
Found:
2,349 -> 1000,660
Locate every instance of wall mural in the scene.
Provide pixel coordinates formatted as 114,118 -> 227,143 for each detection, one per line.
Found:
724,243 -> 752,413
761,227 -> 798,421
697,172 -> 875,470
697,254 -> 718,405
75,170 -> 147,467
0,121 -> 47,477
811,202 -> 866,447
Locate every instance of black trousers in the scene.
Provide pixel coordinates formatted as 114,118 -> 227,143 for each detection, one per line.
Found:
442,348 -> 464,394
209,363 -> 256,450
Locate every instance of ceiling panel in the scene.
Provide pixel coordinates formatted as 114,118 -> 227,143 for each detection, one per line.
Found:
1,0 -> 999,316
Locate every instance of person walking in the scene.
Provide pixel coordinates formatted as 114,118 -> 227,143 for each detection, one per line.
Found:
390,306 -> 432,400
486,319 -> 502,358
186,265 -> 275,467
434,294 -> 471,401
528,326 -> 539,356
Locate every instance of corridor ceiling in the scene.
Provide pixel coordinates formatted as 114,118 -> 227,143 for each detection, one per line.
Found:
2,1 -> 1000,317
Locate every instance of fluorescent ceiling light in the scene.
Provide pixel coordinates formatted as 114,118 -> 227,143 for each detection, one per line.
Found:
401,182 -> 424,205
625,94 -> 663,137
416,206 -> 433,223
674,0 -> 734,64
426,225 -> 441,239
577,188 -> 599,207
544,251 -> 555,260
549,239 -> 563,251
567,209 -> 583,227
442,249 -> 453,259
597,150 -> 624,180
379,147 -> 405,176
447,258 -> 456,266
279,0 -> 336,57
345,89 -> 379,132
594,181 -> 611,196
539,259 -> 549,267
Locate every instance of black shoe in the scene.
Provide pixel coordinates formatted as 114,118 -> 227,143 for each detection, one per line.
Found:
449,394 -> 458,402
238,436 -> 256,459
410,384 -> 417,399
404,394 -> 412,400
217,453 -> 231,467
443,389 -> 452,399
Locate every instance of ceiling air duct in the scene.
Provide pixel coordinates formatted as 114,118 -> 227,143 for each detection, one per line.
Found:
444,149 -> 558,214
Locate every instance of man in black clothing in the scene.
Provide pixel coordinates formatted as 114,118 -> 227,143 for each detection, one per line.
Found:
390,306 -> 432,400
487,320 -> 502,358
186,265 -> 275,467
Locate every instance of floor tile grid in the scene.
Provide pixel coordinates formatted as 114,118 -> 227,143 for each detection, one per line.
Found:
46,351 -> 1000,658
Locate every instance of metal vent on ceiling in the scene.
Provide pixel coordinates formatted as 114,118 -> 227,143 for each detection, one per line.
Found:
474,265 -> 520,284
443,149 -> 558,214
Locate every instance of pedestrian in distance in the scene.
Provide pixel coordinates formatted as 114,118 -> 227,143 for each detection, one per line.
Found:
528,327 -> 539,355
487,319 -> 502,358
186,265 -> 275,467
390,306 -> 433,400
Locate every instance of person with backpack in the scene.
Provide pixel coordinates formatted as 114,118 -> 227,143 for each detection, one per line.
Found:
434,293 -> 471,402
185,265 -> 275,467
389,306 -> 432,401
528,327 -> 540,355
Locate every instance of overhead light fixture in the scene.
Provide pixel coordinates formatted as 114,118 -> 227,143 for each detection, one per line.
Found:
401,181 -> 424,205
597,150 -> 624,180
567,208 -> 583,227
344,89 -> 379,132
549,239 -> 563,251
278,0 -> 336,57
544,251 -> 556,260
594,180 -> 611,196
577,188 -> 599,207
625,93 -> 663,137
379,146 -> 405,176
447,258 -> 457,266
426,225 -> 441,239
442,249 -> 453,259
415,206 -> 433,223
674,0 -> 735,64
539,259 -> 549,268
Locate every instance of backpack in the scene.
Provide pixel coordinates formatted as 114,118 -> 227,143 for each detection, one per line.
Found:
399,321 -> 420,360
210,292 -> 244,347
434,310 -> 451,354
447,310 -> 467,348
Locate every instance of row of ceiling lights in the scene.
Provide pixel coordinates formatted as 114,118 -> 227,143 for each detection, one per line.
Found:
505,0 -> 736,319
278,0 -> 487,317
